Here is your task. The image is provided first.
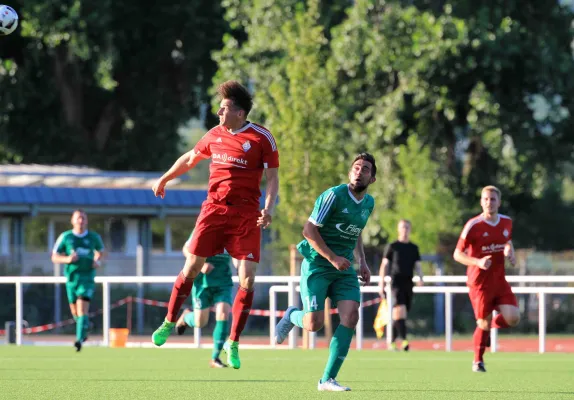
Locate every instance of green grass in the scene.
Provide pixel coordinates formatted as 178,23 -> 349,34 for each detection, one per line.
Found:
1,347 -> 573,399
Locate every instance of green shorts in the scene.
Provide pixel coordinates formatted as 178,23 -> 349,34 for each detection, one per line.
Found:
66,281 -> 95,303
192,285 -> 233,310
299,259 -> 361,312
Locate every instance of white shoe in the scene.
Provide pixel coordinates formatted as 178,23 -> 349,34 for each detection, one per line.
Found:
275,306 -> 298,344
317,378 -> 351,392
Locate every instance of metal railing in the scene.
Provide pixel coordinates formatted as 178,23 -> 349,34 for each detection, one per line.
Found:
1,275 -> 573,351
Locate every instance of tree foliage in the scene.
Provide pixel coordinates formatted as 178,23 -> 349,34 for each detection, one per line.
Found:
215,0 -> 574,254
214,0 -> 351,247
378,136 -> 462,254
0,0 -> 226,169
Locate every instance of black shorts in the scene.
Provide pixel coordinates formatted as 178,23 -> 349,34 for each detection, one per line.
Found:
391,285 -> 414,311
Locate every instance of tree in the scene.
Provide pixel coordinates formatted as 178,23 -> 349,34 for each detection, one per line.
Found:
214,0 -> 350,248
378,136 -> 462,254
329,0 -> 574,249
0,0 -> 226,170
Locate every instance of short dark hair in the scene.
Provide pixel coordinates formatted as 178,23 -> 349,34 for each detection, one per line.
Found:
72,208 -> 86,215
352,152 -> 377,177
217,80 -> 253,116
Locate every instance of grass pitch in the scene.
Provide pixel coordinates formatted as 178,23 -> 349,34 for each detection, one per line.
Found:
1,346 -> 573,399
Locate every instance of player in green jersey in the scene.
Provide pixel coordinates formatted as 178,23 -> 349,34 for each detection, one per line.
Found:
175,233 -> 233,368
51,209 -> 105,352
275,153 -> 377,392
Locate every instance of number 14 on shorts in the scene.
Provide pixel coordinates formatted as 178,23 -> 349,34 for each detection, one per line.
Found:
306,295 -> 318,311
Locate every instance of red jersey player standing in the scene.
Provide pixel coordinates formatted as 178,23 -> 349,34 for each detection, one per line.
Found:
150,81 -> 279,369
453,185 -> 520,373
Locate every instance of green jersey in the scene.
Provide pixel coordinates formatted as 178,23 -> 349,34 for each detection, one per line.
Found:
196,253 -> 233,288
185,233 -> 233,288
53,230 -> 104,279
297,184 -> 375,271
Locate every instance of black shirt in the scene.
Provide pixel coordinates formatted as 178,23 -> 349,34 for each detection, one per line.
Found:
383,241 -> 421,287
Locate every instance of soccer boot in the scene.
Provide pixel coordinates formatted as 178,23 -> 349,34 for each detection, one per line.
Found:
210,358 -> 228,368
318,378 -> 351,392
223,340 -> 241,369
472,361 -> 486,372
74,340 -> 82,352
402,340 -> 410,352
388,342 -> 398,351
275,306 -> 298,344
176,309 -> 192,335
152,319 -> 175,346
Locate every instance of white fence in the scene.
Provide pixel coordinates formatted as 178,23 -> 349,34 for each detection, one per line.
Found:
1,275 -> 574,352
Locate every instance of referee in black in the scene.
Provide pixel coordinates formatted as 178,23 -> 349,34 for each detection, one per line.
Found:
378,219 -> 423,351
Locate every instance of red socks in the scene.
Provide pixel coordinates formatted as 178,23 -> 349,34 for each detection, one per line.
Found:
492,313 -> 510,329
229,286 -> 254,342
166,272 -> 194,322
473,328 -> 489,362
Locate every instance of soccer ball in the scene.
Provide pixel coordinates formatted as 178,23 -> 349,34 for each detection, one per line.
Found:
0,5 -> 18,36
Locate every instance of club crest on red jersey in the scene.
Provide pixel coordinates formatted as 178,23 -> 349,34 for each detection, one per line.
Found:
242,141 -> 251,152
503,229 -> 509,237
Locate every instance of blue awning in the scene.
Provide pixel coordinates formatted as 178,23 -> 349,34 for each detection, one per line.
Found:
0,186 -> 208,217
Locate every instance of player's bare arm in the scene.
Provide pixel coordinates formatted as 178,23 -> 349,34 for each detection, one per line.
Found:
504,240 -> 516,266
258,167 -> 279,229
378,257 -> 389,295
152,150 -> 208,199
92,250 -> 107,268
354,235 -> 371,286
414,261 -> 424,286
453,248 -> 492,270
302,221 -> 351,271
51,251 -> 77,264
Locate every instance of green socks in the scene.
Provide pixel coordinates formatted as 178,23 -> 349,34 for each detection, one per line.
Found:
289,309 -> 305,328
183,312 -> 196,328
321,324 -> 354,383
76,315 -> 88,342
212,320 -> 229,360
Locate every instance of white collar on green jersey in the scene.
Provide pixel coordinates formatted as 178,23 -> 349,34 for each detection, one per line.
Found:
72,230 -> 89,238
347,185 -> 364,204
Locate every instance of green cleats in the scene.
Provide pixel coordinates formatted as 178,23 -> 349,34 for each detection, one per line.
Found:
152,320 -> 175,347
223,340 -> 241,369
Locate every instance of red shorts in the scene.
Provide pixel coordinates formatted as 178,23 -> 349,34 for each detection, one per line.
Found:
468,282 -> 518,320
187,201 -> 261,262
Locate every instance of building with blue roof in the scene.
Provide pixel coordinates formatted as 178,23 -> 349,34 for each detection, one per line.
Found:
0,164 -> 209,274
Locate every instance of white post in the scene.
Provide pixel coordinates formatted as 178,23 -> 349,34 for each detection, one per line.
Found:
269,287 -> 277,347
445,292 -> 452,352
356,292 -> 363,350
385,281 -> 393,348
194,327 -> 201,348
490,310 -> 498,353
288,280 -> 297,349
309,331 -> 316,349
0,218 -> 9,256
539,292 -> 546,354
47,219 -> 55,251
102,281 -> 110,347
16,282 -> 23,346
125,220 -> 138,256
164,221 -> 172,253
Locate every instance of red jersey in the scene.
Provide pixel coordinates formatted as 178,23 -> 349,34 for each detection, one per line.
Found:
193,122 -> 279,209
456,214 -> 512,289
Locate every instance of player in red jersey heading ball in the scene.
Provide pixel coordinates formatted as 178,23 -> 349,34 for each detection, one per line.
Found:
453,185 -> 520,373
151,81 -> 279,369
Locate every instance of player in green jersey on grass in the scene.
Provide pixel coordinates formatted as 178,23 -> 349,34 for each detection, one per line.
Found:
175,232 -> 234,368
275,153 -> 376,392
51,209 -> 105,352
